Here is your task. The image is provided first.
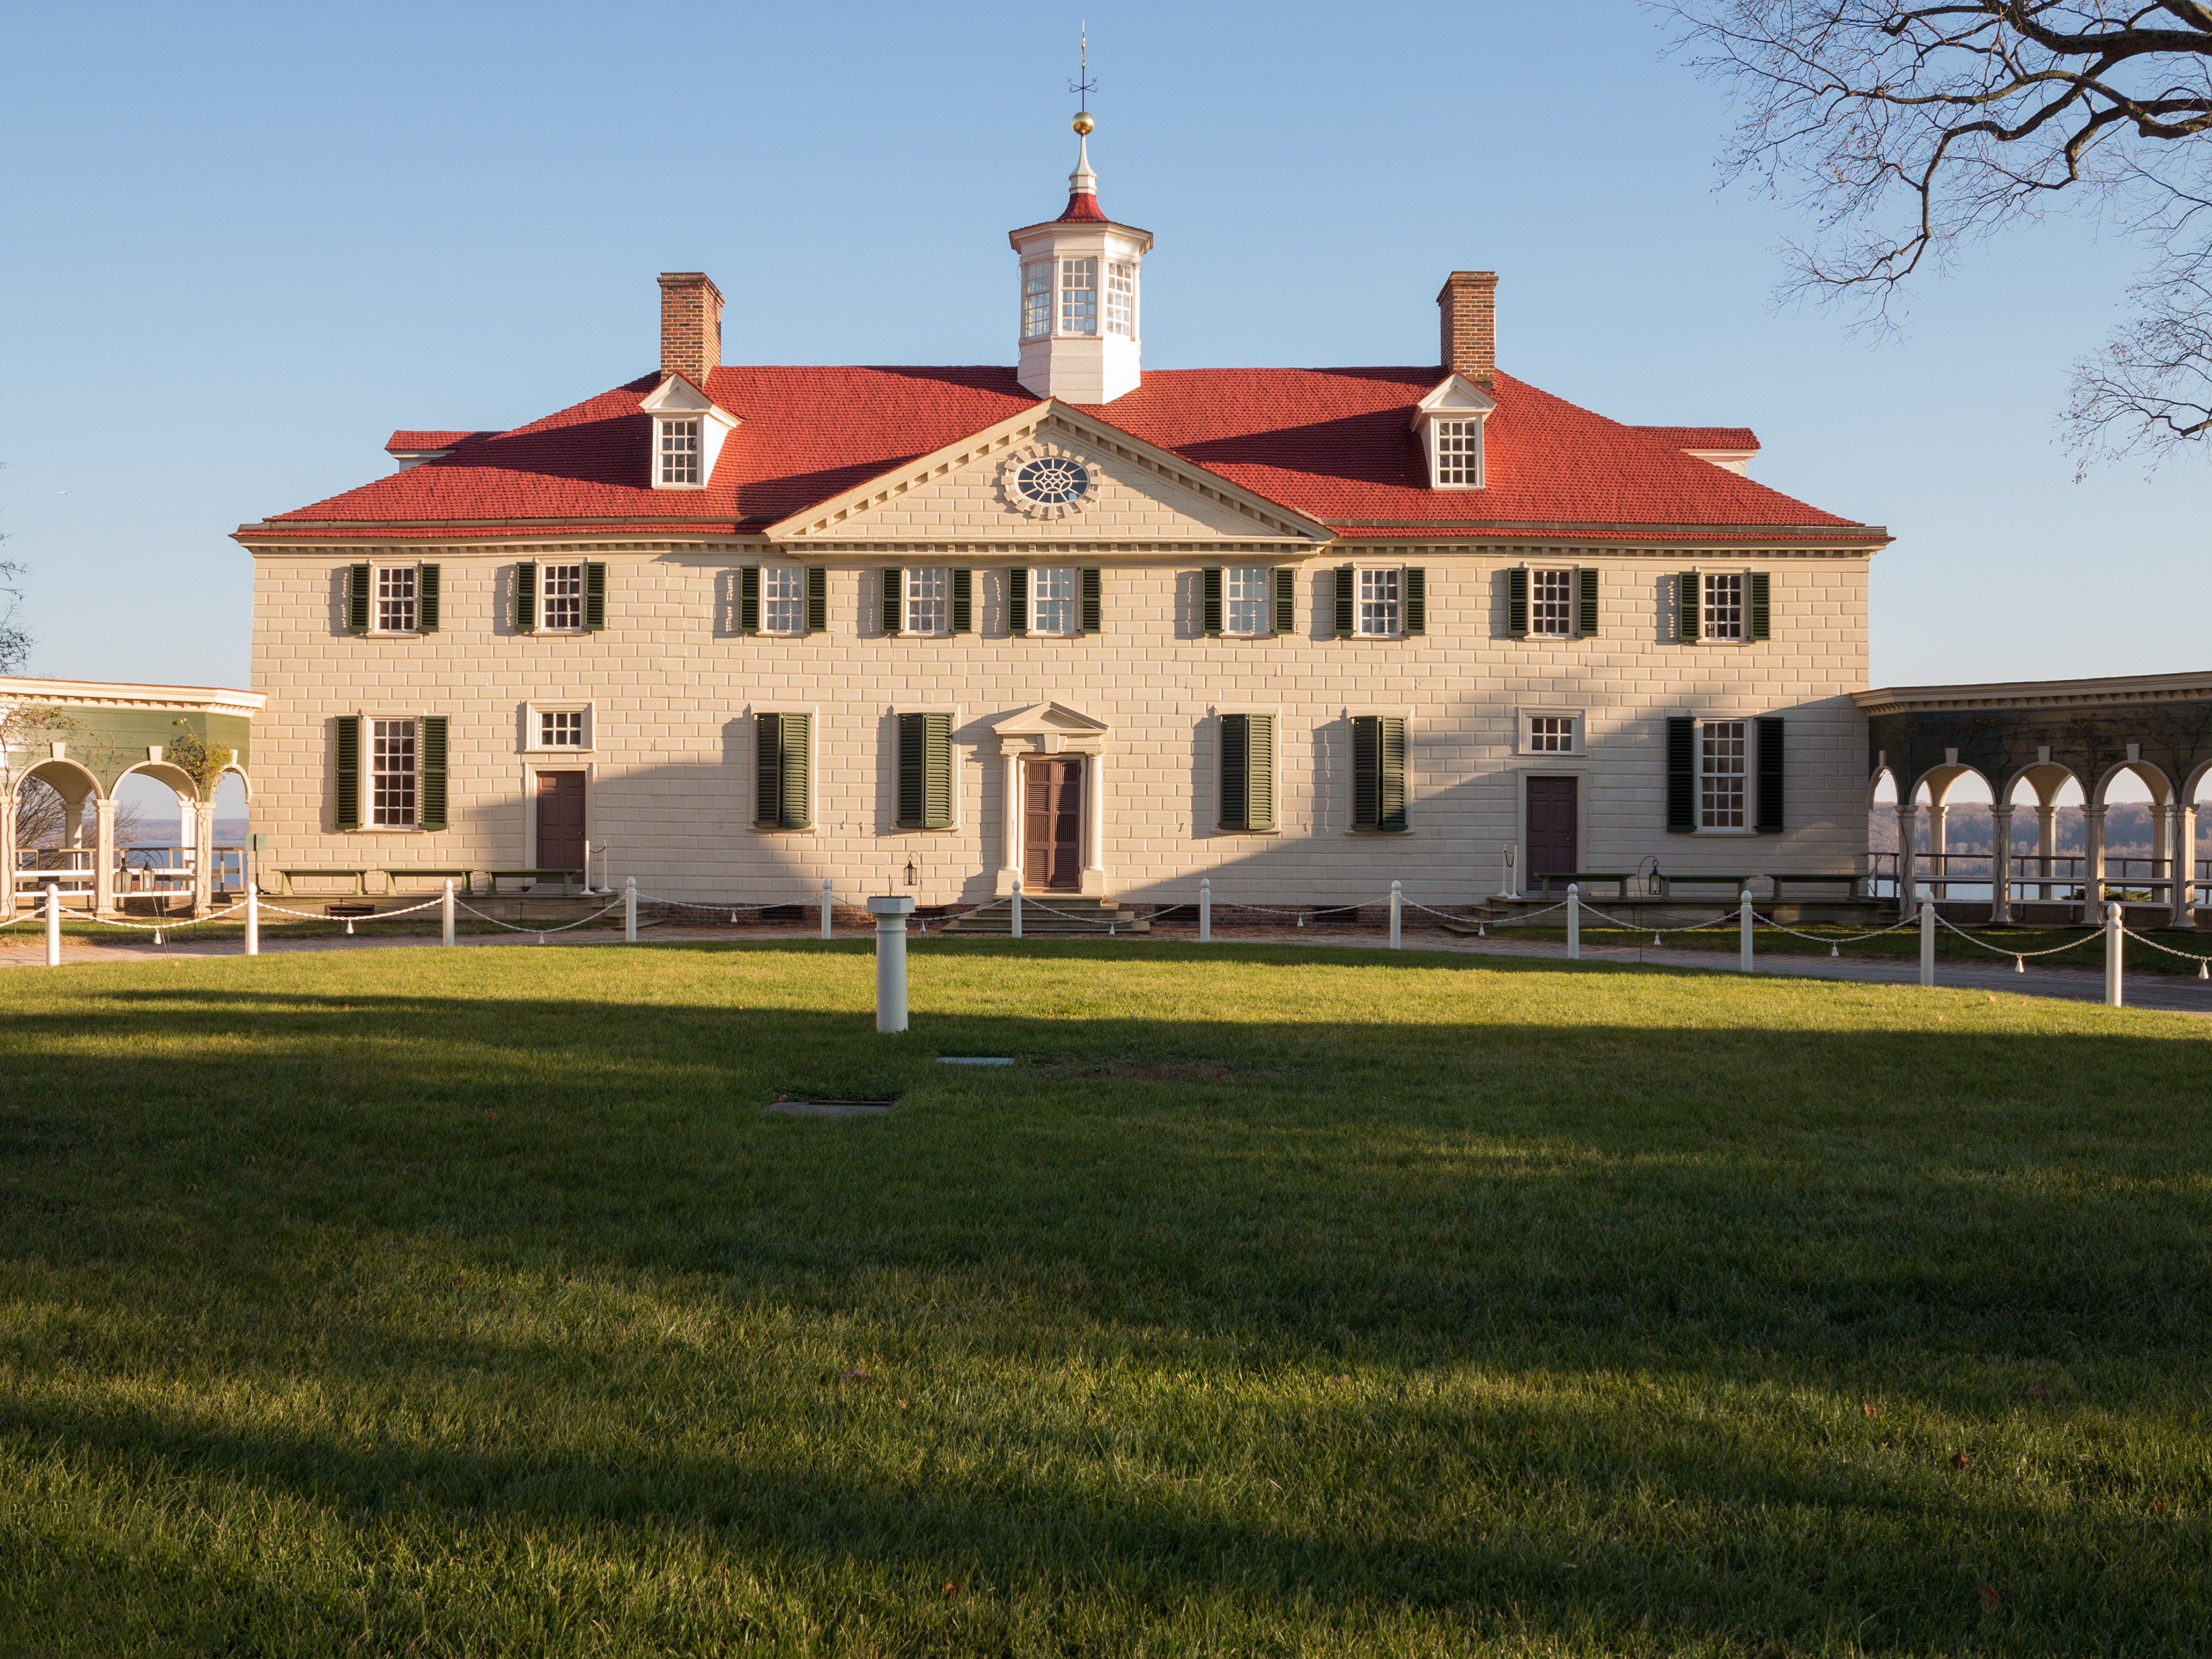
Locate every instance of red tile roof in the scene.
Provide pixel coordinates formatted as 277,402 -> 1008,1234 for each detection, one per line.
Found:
1056,190 -> 1110,223
385,430 -> 489,454
243,365 -> 1878,545
1634,425 -> 1759,453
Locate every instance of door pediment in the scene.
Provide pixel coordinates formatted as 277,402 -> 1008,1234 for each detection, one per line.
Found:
988,701 -> 1109,754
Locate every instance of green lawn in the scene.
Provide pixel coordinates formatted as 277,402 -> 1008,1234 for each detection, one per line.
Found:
1,942 -> 2208,1656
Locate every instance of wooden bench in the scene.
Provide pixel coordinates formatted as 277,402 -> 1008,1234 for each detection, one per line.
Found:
1767,873 -> 1863,901
1537,872 -> 1647,900
486,868 -> 577,896
383,868 -> 479,896
1655,873 -> 1758,900
271,867 -> 374,898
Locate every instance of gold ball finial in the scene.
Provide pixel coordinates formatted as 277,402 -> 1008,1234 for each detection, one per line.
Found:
1072,110 -> 1095,137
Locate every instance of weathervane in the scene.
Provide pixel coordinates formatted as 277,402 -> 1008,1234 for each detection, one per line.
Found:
1069,24 -> 1096,136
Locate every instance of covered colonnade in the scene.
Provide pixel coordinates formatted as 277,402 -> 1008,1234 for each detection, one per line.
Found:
1855,672 -> 2210,929
2,675 -> 262,918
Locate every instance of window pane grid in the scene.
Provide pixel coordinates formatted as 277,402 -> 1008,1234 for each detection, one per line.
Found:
1701,720 -> 1747,828
1106,262 -> 1135,336
1703,573 -> 1745,641
539,710 -> 585,748
376,566 -> 416,633
1528,715 -> 1574,753
542,563 -> 583,630
1031,567 -> 1075,635
1532,568 -> 1572,636
373,719 -> 417,827
905,567 -> 948,635
1435,419 -> 1480,486
1060,258 -> 1097,335
764,566 -> 805,634
1358,568 -> 1401,636
659,419 -> 700,486
1022,262 -> 1052,340
1225,567 -> 1268,635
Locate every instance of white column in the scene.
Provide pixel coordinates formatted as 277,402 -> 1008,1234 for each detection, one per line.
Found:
867,895 -> 914,1034
1988,803 -> 2013,926
1926,796 -> 1949,902
2083,804 -> 2107,926
0,770 -> 15,920
2169,799 -> 2197,930
1081,751 -> 1106,895
1894,802 -> 1919,921
2036,798 -> 2058,902
997,751 -> 1022,894
94,798 -> 116,917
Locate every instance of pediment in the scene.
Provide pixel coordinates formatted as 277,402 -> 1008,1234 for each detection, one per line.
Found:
640,374 -> 718,414
764,403 -> 1331,545
1412,374 -> 1497,422
989,701 -> 1110,740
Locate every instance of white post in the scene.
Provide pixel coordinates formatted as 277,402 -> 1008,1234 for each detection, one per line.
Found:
1199,877 -> 1211,944
2106,900 -> 2124,1008
1920,900 -> 1936,988
245,883 -> 259,957
1567,883 -> 1581,961
1011,876 -> 1023,940
44,883 -> 61,967
625,877 -> 638,944
867,895 -> 915,1034
821,878 -> 833,940
442,878 -> 456,947
1499,846 -> 1516,900
1390,880 -> 1402,949
582,839 -> 593,893
1739,891 -> 1753,973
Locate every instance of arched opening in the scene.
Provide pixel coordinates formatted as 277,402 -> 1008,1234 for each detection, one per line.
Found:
2092,761 -> 2177,907
112,762 -> 204,905
1914,766 -> 1995,902
11,758 -> 104,906
213,768 -> 250,891
1865,770 -> 1900,901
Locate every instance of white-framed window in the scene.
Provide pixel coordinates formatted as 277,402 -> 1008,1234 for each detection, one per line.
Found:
541,563 -> 584,631
905,567 -> 949,635
1531,568 -> 1573,637
659,417 -> 701,486
1106,261 -> 1136,337
1701,719 -> 1748,829
1022,261 -> 1053,340
1434,419 -> 1482,487
1060,257 -> 1098,335
373,719 -> 417,827
764,565 -> 806,635
1225,567 -> 1270,636
1702,572 -> 1745,642
1358,567 -> 1401,637
539,709 -> 586,748
375,565 -> 417,634
1527,714 -> 1578,754
1030,566 -> 1076,635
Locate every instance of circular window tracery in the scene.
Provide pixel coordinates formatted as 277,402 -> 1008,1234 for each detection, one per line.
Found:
1014,456 -> 1091,506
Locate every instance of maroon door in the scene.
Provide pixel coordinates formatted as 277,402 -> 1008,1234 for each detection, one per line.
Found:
1526,777 -> 1578,885
1024,759 -> 1084,890
536,771 -> 586,878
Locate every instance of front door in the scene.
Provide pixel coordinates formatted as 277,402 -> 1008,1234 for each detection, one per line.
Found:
1023,758 -> 1084,890
536,771 -> 586,878
1526,776 -> 1578,887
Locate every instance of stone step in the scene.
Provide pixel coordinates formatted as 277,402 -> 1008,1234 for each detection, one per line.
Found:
939,897 -> 1150,936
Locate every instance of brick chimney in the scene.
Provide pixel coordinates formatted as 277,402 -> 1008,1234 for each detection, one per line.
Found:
1437,270 -> 1497,388
658,272 -> 724,385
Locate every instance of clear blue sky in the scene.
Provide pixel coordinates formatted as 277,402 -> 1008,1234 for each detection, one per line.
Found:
2,1 -> 2204,691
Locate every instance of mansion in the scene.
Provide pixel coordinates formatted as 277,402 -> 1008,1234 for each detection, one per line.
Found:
235,124 -> 1888,911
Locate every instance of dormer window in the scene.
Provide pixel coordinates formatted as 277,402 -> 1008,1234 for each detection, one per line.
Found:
1412,374 -> 1497,490
659,418 -> 700,486
1434,420 -> 1480,487
1060,258 -> 1098,335
1106,262 -> 1136,337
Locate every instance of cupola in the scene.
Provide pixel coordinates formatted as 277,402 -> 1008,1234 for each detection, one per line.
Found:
1009,111 -> 1152,404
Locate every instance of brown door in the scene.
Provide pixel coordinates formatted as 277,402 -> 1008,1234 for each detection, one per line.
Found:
1023,758 -> 1084,890
536,771 -> 586,878
1526,777 -> 1578,885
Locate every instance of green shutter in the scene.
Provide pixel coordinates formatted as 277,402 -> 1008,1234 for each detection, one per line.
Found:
923,712 -> 952,830
1678,572 -> 1700,643
896,712 -> 926,828
583,561 -> 607,630
1757,716 -> 1785,832
1352,715 -> 1379,829
739,566 -> 760,634
1379,716 -> 1407,831
1201,567 -> 1223,636
1667,716 -> 1696,832
1248,713 -> 1275,831
1403,567 -> 1425,636
1507,566 -> 1528,638
881,568 -> 902,635
1272,566 -> 1295,636
1750,570 -> 1771,641
1079,566 -> 1102,635
1008,566 -> 1029,635
347,564 -> 371,634
1576,566 -> 1598,638
805,566 -> 826,634
334,715 -> 360,831
1220,713 -> 1249,830
417,563 -> 441,633
780,713 -> 811,830
951,568 -> 972,634
419,715 -> 448,831
1333,566 -> 1355,637
755,713 -> 783,828
516,562 -> 538,634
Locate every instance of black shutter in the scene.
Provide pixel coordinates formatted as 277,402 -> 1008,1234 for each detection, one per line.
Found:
1750,570 -> 1771,641
1757,716 -> 1785,832
1220,713 -> 1249,830
755,713 -> 782,828
347,564 -> 371,635
1678,572 -> 1700,643
1379,715 -> 1408,831
419,715 -> 448,831
1576,566 -> 1598,638
781,713 -> 811,830
334,716 -> 360,831
1667,716 -> 1696,832
896,712 -> 926,828
1403,567 -> 1425,636
880,568 -> 902,635
1248,713 -> 1275,831
738,566 -> 760,634
516,562 -> 537,633
1008,566 -> 1029,635
1079,566 -> 1102,634
1507,566 -> 1528,639
805,566 -> 826,634
583,561 -> 607,631
417,563 -> 440,633
951,568 -> 972,634
924,712 -> 952,828
1333,566 -> 1355,637
1201,567 -> 1223,636
1272,566 -> 1295,636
